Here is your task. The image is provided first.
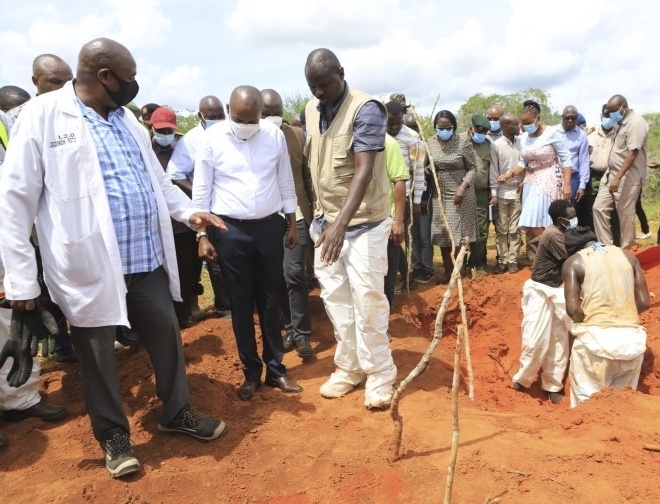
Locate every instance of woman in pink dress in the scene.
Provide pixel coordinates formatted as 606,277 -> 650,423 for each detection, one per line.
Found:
500,100 -> 572,251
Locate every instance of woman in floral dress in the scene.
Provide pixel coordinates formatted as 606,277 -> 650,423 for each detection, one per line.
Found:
427,110 -> 477,284
500,100 -> 572,255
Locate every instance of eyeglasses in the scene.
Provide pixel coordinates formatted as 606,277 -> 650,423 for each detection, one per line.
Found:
474,127 -> 489,134
562,115 -> 578,121
435,126 -> 453,131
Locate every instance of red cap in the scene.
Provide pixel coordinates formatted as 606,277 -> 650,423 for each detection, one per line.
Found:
150,107 -> 177,129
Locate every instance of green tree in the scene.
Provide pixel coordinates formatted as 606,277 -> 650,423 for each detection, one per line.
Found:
176,111 -> 200,134
456,88 -> 561,131
642,112 -> 660,198
283,91 -> 312,123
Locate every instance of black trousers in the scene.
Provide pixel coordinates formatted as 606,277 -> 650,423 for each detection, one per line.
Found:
281,219 -> 312,342
70,266 -> 190,442
173,231 -> 196,322
209,214 -> 287,382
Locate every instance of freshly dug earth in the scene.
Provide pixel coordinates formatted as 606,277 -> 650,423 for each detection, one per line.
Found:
2,251 -> 660,503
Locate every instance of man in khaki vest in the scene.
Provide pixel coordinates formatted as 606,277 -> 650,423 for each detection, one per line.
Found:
304,48 -> 396,410
563,242 -> 649,407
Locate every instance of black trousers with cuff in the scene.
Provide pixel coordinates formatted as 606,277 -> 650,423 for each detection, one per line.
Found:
70,266 -> 190,442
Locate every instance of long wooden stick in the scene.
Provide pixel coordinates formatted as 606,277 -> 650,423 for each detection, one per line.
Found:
455,277 -> 474,400
389,240 -> 469,461
444,323 -> 464,504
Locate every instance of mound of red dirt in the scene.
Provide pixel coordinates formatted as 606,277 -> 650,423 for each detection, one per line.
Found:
3,251 -> 660,503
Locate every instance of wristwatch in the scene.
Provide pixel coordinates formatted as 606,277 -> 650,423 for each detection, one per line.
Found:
195,231 -> 208,241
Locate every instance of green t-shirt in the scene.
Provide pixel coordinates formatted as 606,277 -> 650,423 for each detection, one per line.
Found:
385,134 -> 409,217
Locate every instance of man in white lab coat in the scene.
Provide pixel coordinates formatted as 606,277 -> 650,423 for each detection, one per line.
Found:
0,38 -> 226,479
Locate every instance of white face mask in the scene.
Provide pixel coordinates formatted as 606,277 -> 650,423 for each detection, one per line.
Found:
229,117 -> 260,140
264,116 -> 283,127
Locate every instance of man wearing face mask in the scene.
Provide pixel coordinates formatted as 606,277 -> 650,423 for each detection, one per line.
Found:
587,105 -> 617,235
0,38 -> 228,478
588,105 -> 616,203
491,114 -> 523,274
261,88 -> 316,361
167,95 -> 225,195
167,95 -> 231,319
467,114 -> 492,272
560,105 -> 590,228
593,95 -> 649,250
486,104 -> 504,141
150,107 -> 195,328
194,85 -> 302,401
150,106 -> 178,166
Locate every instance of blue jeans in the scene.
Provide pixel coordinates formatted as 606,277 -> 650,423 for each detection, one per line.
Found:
411,198 -> 434,274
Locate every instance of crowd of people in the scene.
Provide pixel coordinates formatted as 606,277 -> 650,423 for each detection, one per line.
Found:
0,37 -> 653,479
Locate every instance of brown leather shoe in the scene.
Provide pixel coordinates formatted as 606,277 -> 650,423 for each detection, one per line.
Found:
265,375 -> 303,394
237,380 -> 261,401
3,401 -> 66,422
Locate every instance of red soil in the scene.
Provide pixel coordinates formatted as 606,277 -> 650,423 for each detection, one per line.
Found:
2,249 -> 660,503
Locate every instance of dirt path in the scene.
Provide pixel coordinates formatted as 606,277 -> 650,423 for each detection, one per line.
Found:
2,253 -> 660,503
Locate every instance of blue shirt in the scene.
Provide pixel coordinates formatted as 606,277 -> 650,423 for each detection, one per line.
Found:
563,126 -> 590,190
76,99 -> 164,274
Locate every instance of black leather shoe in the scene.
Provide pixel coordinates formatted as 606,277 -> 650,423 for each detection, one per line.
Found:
265,375 -> 303,394
295,338 -> 315,361
282,332 -> 295,353
55,347 -> 78,364
494,263 -> 508,274
237,380 -> 261,401
3,401 -> 67,422
116,326 -> 140,347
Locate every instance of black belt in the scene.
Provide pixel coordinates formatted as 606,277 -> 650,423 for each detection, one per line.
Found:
218,213 -> 278,224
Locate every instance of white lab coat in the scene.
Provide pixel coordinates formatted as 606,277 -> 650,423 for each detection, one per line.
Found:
0,81 -> 195,328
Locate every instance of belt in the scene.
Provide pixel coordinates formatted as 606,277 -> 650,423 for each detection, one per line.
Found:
218,213 -> 278,224
528,159 -> 556,171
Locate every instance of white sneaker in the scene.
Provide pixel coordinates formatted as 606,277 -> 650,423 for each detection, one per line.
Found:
637,232 -> 651,240
364,364 -> 397,409
364,388 -> 394,410
319,370 -> 363,399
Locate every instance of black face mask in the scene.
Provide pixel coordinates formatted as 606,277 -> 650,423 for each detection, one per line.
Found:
102,69 -> 139,108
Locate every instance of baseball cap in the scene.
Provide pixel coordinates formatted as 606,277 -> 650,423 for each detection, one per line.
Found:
150,107 -> 177,130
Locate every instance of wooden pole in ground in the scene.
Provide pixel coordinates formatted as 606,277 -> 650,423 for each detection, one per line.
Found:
389,239 -> 469,462
455,277 -> 474,400
444,323 -> 464,504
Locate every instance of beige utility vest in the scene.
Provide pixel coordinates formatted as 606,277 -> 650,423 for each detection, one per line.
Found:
579,245 -> 639,327
305,87 -> 389,225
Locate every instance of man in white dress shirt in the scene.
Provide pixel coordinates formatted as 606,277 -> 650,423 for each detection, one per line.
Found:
167,95 -> 231,317
194,85 -> 303,401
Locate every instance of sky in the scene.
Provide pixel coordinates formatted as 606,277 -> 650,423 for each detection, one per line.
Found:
2,0 -> 659,126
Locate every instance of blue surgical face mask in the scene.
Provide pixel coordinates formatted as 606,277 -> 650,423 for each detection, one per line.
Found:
601,117 -> 615,130
561,216 -> 578,229
435,127 -> 453,141
522,122 -> 538,134
153,132 -> 175,147
489,120 -> 500,131
609,107 -> 624,123
201,114 -> 222,129
472,132 -> 487,144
